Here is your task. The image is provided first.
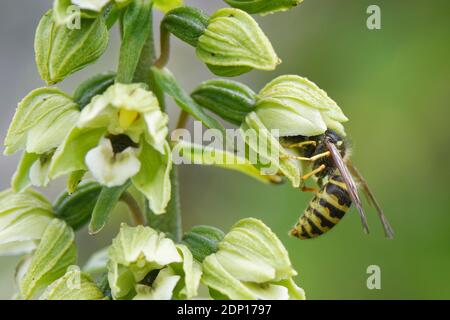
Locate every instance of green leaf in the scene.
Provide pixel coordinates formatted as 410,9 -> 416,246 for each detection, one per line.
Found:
88,180 -> 131,234
191,79 -> 256,125
54,181 -> 103,230
117,0 -> 153,84
73,72 -> 116,109
35,10 -> 109,85
151,67 -> 225,132
224,0 -> 303,15
181,225 -> 225,262
161,6 -> 209,47
19,219 -> 77,299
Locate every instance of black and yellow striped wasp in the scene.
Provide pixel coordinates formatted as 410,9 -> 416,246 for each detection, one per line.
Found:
282,130 -> 394,240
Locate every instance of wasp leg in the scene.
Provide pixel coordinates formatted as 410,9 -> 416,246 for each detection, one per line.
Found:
301,185 -> 319,193
280,151 -> 331,162
301,164 -> 326,181
286,140 -> 317,149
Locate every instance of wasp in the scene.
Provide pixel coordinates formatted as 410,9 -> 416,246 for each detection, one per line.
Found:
281,130 -> 394,240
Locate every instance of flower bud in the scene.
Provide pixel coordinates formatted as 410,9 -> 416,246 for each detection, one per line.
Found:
191,79 -> 256,125
224,0 -> 303,15
153,0 -> 183,13
161,6 -> 209,47
255,75 -> 348,137
19,219 -> 77,299
202,218 -> 305,300
35,10 -> 109,85
196,8 -> 280,76
0,189 -> 54,256
182,225 -> 225,262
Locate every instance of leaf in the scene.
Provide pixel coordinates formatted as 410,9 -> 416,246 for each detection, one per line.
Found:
88,180 -> 132,234
151,67 -> 225,132
54,181 -> 103,230
116,0 -> 153,84
19,219 -> 77,299
73,72 -> 116,109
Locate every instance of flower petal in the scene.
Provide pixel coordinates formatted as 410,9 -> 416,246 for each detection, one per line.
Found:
85,138 -> 141,187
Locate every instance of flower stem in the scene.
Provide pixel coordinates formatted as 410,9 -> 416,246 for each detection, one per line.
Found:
120,191 -> 145,225
132,5 -> 182,241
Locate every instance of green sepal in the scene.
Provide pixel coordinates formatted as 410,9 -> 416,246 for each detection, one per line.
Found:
161,6 -> 209,47
53,181 -> 103,230
35,10 -> 109,85
206,64 -> 253,77
224,0 -> 303,15
191,79 -> 256,125
88,180 -> 131,234
181,225 -> 225,262
11,152 -> 39,192
67,170 -> 87,194
116,0 -> 153,84
73,72 -> 116,109
19,219 -> 77,299
40,267 -> 104,300
151,67 -> 225,133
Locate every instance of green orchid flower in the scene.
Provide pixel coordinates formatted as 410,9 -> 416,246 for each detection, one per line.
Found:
50,83 -> 172,214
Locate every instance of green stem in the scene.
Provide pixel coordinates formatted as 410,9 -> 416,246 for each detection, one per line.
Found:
132,5 -> 182,240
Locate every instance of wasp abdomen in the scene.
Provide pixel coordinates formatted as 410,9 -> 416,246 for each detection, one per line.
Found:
290,174 -> 352,239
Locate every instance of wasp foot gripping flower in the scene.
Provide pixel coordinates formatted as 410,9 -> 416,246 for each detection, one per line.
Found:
0,189 -> 54,256
50,83 -> 171,214
202,218 -> 305,300
107,224 -> 201,300
224,0 -> 304,15
3,88 -> 80,191
255,75 -> 349,137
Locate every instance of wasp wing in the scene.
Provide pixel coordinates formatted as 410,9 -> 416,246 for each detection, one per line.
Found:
325,139 -> 370,234
346,160 -> 394,239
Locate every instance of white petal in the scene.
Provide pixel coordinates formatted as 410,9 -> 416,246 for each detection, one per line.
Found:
133,268 -> 180,300
85,138 -> 141,187
71,0 -> 111,12
29,158 -> 51,187
144,110 -> 169,154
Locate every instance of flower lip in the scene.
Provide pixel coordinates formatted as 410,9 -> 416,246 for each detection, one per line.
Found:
107,134 -> 139,154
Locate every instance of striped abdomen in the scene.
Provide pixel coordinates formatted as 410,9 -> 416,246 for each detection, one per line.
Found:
290,174 -> 352,239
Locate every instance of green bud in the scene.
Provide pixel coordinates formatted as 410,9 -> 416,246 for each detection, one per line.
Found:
224,0 -> 303,15
191,79 -> 256,125
153,0 -> 183,13
73,72 -> 116,109
202,218 -> 305,300
182,225 -> 225,262
35,10 -> 109,85
53,181 -> 103,230
19,219 -> 77,299
255,75 -> 349,137
40,267 -> 104,300
161,6 -> 209,47
0,189 -> 54,256
196,8 -> 280,76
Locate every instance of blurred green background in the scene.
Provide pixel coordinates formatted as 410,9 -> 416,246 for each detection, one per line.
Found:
0,0 -> 449,299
